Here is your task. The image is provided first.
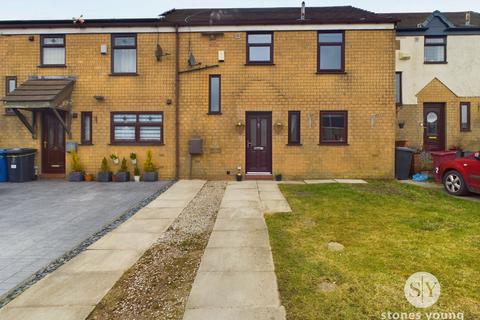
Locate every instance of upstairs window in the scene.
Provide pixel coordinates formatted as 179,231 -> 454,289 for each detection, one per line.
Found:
395,72 -> 402,105
460,102 -> 471,132
424,36 -> 446,63
209,75 -> 221,114
112,34 -> 137,74
320,111 -> 348,145
111,112 -> 163,145
318,31 -> 344,72
246,32 -> 273,64
40,35 -> 66,66
288,111 -> 301,145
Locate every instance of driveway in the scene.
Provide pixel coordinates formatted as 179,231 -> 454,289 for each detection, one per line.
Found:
0,180 -> 170,299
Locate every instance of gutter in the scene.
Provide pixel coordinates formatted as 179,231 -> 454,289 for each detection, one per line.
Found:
174,24 -> 180,180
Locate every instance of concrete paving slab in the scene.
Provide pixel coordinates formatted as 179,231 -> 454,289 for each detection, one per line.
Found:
220,200 -> 261,209
7,272 -> 122,307
207,230 -> 270,248
88,232 -> 159,251
183,307 -> 286,320
186,272 -> 281,309
217,207 -> 264,219
279,181 -> 305,184
147,199 -> 191,208
113,218 -> 173,234
259,191 -> 286,201
198,247 -> 274,272
227,182 -> 258,190
304,179 -> 337,184
56,250 -> 141,274
214,218 -> 266,231
222,189 -> 259,201
262,200 -> 292,213
131,207 -> 184,219
334,179 -> 368,184
0,306 -> 94,320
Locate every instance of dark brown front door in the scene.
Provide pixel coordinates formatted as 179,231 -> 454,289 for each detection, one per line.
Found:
246,112 -> 272,173
42,111 -> 66,174
423,103 -> 446,151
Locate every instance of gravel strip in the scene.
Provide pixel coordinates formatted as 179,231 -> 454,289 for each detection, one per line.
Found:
88,181 -> 227,320
0,181 -> 174,309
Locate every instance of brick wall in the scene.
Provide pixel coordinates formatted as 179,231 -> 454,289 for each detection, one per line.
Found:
1,28 -> 396,180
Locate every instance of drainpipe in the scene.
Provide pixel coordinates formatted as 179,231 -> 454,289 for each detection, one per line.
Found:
174,25 -> 180,180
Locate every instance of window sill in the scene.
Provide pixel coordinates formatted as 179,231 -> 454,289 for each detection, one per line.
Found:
38,65 -> 67,68
316,71 -> 346,75
207,112 -> 222,115
318,142 -> 349,146
109,142 -> 164,146
245,63 -> 275,66
460,130 -> 471,133
79,143 -> 94,146
424,61 -> 447,64
286,143 -> 302,146
109,73 -> 139,76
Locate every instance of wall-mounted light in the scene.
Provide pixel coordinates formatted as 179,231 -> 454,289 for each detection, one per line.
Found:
100,44 -> 108,55
398,120 -> 406,129
274,121 -> 284,133
166,99 -> 172,105
94,95 -> 105,101
28,36 -> 35,42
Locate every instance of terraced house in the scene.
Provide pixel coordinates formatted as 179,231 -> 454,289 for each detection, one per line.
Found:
393,10 -> 480,152
0,6 -> 398,180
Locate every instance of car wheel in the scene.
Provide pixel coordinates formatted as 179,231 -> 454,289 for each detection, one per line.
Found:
443,170 -> 469,196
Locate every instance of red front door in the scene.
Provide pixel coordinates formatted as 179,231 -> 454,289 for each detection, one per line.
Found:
42,111 -> 66,174
423,103 -> 446,151
246,112 -> 272,173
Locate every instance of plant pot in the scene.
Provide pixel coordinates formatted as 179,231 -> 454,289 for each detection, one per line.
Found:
131,159 -> 137,165
85,174 -> 94,182
134,175 -> 140,182
143,172 -> 158,182
97,172 -> 112,182
275,174 -> 282,181
112,159 -> 119,165
68,171 -> 84,182
236,174 -> 243,182
115,172 -> 130,182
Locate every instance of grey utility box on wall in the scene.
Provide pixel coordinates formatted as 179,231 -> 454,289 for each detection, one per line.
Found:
189,138 -> 203,155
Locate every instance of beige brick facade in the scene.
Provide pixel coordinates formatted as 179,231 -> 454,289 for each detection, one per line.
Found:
396,78 -> 480,152
0,28 -> 396,180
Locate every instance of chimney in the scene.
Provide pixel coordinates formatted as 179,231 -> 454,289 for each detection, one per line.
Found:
466,12 -> 471,26
300,1 -> 306,21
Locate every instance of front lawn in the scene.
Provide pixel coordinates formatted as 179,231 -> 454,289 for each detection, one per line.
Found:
266,181 -> 480,319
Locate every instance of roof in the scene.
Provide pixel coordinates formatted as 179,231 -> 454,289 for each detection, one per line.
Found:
3,79 -> 75,109
163,6 -> 398,26
0,6 -> 397,29
386,11 -> 480,29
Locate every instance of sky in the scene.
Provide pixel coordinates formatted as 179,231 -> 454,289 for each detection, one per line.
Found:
1,0 -> 479,20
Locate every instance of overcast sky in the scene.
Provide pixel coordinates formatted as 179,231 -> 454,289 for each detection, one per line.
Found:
1,0 -> 479,20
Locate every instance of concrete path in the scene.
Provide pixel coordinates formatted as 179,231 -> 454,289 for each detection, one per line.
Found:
0,180 -> 205,320
0,180 -> 170,299
183,181 -> 290,320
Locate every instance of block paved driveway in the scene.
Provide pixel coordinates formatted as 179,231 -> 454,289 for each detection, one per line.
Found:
0,180 -> 169,299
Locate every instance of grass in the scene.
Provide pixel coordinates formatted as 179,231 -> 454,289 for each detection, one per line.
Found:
266,181 -> 480,319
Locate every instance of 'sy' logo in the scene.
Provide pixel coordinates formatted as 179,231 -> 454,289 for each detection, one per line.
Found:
404,272 -> 441,308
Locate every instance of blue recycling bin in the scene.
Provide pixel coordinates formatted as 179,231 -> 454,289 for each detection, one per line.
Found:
0,149 -> 8,182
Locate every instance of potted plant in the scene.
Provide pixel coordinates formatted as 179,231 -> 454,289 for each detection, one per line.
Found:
130,152 -> 137,165
97,157 -> 112,182
274,173 -> 282,181
133,165 -> 141,182
85,173 -> 94,182
110,153 -> 119,165
115,158 -> 130,182
236,170 -> 243,182
143,150 -> 158,182
68,150 -> 84,182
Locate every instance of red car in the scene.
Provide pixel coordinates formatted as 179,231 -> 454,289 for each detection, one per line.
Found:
438,152 -> 480,196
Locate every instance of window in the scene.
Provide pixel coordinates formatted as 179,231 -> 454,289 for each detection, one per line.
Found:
112,34 -> 137,74
40,35 -> 65,66
318,31 -> 344,72
111,112 -> 163,145
288,111 -> 301,145
81,112 -> 93,145
246,32 -> 273,64
460,102 -> 471,132
320,111 -> 348,144
424,36 -> 446,63
5,76 -> 16,115
209,75 -> 221,114
395,72 -> 402,105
